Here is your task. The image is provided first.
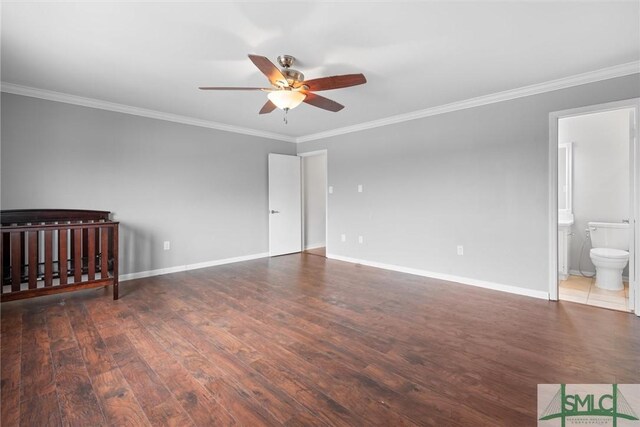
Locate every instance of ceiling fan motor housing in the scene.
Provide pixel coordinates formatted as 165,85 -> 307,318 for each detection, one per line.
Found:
277,55 -> 295,68
282,69 -> 304,86
276,55 -> 304,86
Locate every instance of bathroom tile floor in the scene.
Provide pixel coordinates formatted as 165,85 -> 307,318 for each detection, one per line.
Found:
559,274 -> 631,312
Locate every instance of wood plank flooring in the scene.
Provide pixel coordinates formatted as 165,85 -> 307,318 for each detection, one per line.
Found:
304,247 -> 326,257
1,252 -> 639,426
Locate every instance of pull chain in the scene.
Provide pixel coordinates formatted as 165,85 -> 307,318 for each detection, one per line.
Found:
283,108 -> 289,125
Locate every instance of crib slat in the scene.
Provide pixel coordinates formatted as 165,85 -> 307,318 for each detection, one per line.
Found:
101,227 -> 109,279
59,229 -> 68,285
94,229 -> 100,267
10,232 -> 21,291
44,230 -> 53,287
87,228 -> 95,281
3,233 -> 11,285
0,233 -> 4,292
28,231 -> 38,289
113,226 -> 119,300
82,228 -> 88,269
20,232 -> 26,281
0,235 -> 3,292
73,228 -> 82,283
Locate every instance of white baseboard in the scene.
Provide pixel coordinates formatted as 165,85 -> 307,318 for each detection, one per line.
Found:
304,243 -> 325,250
568,269 -> 595,278
568,269 -> 629,281
326,253 -> 550,300
119,252 -> 269,282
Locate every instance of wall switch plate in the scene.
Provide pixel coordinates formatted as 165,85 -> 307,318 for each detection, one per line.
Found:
328,186 -> 334,194
358,235 -> 364,244
164,241 -> 171,251
341,234 -> 346,242
457,245 -> 463,255
357,184 -> 363,193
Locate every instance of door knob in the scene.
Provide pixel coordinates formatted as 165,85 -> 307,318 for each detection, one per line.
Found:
270,210 -> 280,214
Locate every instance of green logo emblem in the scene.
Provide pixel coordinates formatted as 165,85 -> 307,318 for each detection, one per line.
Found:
539,384 -> 639,426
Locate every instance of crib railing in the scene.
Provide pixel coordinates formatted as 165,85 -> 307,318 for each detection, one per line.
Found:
1,210 -> 119,302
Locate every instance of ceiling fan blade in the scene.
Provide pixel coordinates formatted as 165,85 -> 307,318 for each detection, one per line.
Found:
303,93 -> 344,112
248,54 -> 289,87
301,73 -> 367,91
259,100 -> 277,114
199,87 -> 269,90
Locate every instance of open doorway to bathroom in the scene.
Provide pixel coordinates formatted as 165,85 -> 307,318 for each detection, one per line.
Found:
300,150 -> 328,257
550,100 -> 639,314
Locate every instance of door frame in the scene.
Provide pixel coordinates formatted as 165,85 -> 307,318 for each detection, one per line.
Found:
298,149 -> 329,255
548,98 -> 640,316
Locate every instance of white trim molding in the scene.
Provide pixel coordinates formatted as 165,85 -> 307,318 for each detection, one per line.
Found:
326,253 -> 549,300
119,252 -> 269,282
297,61 -> 640,143
566,269 -> 631,281
298,149 -> 329,157
0,83 -> 297,143
3,61 -> 638,144
568,269 -> 596,278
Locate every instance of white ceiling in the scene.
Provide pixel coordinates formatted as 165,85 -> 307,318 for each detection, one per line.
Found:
2,1 -> 639,139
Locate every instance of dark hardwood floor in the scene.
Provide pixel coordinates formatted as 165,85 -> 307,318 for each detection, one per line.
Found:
303,247 -> 326,257
1,252 -> 639,426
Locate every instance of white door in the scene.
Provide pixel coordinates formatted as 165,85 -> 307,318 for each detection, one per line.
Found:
269,153 -> 302,256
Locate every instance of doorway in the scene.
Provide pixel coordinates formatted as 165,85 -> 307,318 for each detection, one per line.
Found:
549,99 -> 640,315
299,150 -> 328,257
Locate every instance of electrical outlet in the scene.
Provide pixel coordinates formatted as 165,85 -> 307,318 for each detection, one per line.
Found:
341,234 -> 346,242
457,245 -> 463,255
164,241 -> 171,251
358,236 -> 364,244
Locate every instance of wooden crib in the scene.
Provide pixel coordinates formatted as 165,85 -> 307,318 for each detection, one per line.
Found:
1,209 -> 119,302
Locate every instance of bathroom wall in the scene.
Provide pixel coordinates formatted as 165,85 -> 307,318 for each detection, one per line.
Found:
303,153 -> 327,249
559,108 -> 631,275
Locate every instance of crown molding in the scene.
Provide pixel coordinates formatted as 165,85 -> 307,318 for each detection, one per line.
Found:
295,61 -> 640,143
3,61 -> 639,145
0,82 -> 297,143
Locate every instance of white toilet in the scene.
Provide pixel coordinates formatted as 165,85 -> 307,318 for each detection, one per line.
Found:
588,222 -> 629,291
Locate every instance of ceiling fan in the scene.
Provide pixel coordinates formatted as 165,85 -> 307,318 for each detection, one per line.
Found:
199,54 -> 367,118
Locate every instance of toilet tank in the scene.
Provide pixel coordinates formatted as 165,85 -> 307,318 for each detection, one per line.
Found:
588,222 -> 629,250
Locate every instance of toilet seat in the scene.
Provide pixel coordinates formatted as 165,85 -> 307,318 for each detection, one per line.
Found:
590,247 -> 629,260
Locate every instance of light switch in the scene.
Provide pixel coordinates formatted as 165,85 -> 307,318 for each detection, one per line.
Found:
329,186 -> 334,194
357,184 -> 363,193
341,234 -> 346,242
457,245 -> 463,255
358,236 -> 364,244
164,241 -> 171,251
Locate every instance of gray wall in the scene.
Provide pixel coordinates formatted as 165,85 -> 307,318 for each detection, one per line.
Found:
297,74 -> 640,293
1,93 -> 296,275
559,109 -> 631,274
302,153 -> 327,248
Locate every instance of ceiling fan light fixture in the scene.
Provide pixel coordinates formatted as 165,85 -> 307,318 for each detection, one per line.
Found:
267,90 -> 306,110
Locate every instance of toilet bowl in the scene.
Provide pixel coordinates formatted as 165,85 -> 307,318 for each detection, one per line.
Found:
588,222 -> 629,291
589,247 -> 629,291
